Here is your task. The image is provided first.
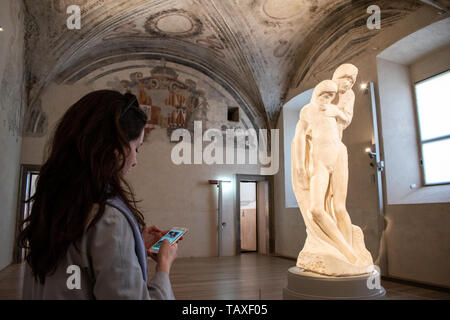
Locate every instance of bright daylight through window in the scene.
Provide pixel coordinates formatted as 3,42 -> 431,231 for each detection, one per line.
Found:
415,70 -> 450,185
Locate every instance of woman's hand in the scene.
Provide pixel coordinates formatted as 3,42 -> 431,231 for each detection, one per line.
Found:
142,225 -> 168,261
156,239 -> 178,275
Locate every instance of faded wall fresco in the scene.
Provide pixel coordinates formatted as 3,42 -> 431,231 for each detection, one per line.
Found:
119,65 -> 208,139
106,61 -> 235,140
24,59 -> 255,141
92,60 -> 255,141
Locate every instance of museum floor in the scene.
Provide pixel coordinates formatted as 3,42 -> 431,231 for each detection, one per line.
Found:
0,253 -> 448,300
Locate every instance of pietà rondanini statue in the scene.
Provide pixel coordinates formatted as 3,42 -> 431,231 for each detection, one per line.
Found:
291,63 -> 374,276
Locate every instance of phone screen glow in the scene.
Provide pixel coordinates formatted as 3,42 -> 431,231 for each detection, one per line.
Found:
151,229 -> 182,251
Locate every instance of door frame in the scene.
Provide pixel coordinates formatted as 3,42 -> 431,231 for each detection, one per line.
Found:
235,174 -> 274,255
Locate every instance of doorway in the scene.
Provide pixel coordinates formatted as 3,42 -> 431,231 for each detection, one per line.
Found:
236,174 -> 273,255
240,182 -> 257,252
13,165 -> 40,263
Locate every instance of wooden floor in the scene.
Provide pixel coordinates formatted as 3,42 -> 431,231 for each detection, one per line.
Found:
1,253 -> 449,300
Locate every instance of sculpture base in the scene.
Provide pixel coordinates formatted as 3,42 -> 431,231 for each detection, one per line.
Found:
283,267 -> 386,300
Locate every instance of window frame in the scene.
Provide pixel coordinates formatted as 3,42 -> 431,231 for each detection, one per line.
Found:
413,69 -> 450,186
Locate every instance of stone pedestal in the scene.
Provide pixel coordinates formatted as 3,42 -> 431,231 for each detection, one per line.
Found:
283,267 -> 386,300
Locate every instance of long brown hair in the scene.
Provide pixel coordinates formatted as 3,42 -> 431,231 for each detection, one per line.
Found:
18,90 -> 148,284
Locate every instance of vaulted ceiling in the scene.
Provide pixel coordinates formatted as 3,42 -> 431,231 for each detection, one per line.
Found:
23,0 -> 447,128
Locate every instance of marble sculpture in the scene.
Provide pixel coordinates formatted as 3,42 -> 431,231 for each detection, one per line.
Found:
291,64 -> 374,276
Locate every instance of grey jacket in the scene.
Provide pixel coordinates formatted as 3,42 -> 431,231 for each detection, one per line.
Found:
22,204 -> 175,300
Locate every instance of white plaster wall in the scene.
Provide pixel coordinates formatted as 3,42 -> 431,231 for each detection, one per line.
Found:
20,83 -> 95,164
126,134 -> 260,257
282,89 -> 314,208
376,58 -> 423,204
385,203 -> 450,287
410,44 -> 450,83
0,0 -> 25,271
274,111 -> 306,259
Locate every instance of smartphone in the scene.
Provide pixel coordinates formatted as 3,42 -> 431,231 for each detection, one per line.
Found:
150,227 -> 187,253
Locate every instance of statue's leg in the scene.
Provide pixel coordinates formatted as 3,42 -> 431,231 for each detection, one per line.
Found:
310,165 -> 358,263
331,144 -> 353,246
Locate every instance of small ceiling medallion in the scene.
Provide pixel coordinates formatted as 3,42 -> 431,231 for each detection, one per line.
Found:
145,9 -> 203,38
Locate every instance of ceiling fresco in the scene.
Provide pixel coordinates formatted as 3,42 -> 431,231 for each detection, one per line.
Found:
22,0 -> 447,130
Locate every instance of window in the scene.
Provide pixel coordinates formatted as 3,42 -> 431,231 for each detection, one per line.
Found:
414,70 -> 450,185
227,107 -> 239,122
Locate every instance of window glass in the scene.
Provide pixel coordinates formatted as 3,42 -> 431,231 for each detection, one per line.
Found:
415,70 -> 450,185
422,138 -> 450,184
415,71 -> 450,141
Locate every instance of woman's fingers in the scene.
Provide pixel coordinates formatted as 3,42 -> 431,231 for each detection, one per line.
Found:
155,239 -> 178,274
147,250 -> 158,262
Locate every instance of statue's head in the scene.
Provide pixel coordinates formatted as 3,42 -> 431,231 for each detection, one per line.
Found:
332,63 -> 358,93
313,80 -> 338,106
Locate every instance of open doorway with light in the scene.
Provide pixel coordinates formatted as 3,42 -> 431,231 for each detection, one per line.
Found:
236,174 -> 273,255
240,182 -> 257,252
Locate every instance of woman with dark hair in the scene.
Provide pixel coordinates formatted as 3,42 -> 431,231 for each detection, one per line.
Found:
18,90 -> 177,299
